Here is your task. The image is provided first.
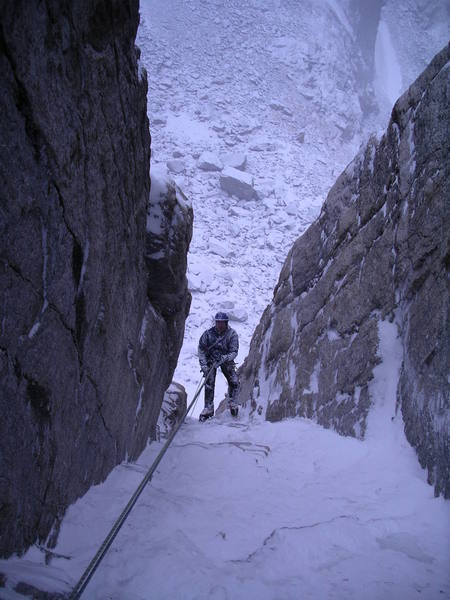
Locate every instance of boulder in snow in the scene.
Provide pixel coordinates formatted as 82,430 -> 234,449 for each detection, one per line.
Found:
167,159 -> 186,174
197,151 -> 223,172
220,166 -> 258,200
209,240 -> 233,258
221,153 -> 247,171
228,307 -> 248,322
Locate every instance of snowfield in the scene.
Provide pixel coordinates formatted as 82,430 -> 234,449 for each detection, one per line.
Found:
1,321 -> 448,598
1,411 -> 448,598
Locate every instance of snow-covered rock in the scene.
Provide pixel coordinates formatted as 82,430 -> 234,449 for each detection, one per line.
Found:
197,151 -> 223,171
166,159 -> 186,173
219,166 -> 258,200
228,307 -> 248,323
157,381 -> 187,439
269,101 -> 293,116
208,240 -> 233,258
237,46 -> 450,498
152,114 -> 167,126
221,152 -> 247,171
188,273 -> 207,293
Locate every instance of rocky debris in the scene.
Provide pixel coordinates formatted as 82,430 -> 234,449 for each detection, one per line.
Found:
219,166 -> 258,200
269,101 -> 293,117
157,382 -> 188,439
197,151 -> 223,171
166,159 -> 186,173
228,308 -> 248,323
188,273 -> 207,293
216,301 -> 248,322
248,142 -> 277,152
152,115 -> 167,126
0,0 -> 192,558
221,153 -> 247,171
236,46 -> 450,498
208,240 -> 233,259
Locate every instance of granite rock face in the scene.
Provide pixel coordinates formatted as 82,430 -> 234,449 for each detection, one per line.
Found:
237,46 -> 449,497
0,0 -> 192,557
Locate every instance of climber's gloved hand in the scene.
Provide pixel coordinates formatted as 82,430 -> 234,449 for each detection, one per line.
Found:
213,358 -> 224,369
200,365 -> 209,377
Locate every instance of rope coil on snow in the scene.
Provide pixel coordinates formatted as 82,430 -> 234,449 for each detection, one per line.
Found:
69,368 -> 213,599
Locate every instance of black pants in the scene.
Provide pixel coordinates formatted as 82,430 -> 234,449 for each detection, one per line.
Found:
204,362 -> 239,408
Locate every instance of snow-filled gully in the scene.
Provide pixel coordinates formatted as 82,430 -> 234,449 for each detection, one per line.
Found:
1,411 -> 448,599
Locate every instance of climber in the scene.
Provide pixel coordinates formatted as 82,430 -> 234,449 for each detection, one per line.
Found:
198,312 -> 239,421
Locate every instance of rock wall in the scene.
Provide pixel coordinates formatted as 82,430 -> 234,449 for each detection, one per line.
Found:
0,0 -> 192,557
237,45 -> 449,497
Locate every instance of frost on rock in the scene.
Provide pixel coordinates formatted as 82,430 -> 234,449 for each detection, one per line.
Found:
219,166 -> 258,200
237,46 -> 450,497
157,382 -> 187,439
146,166 -> 193,320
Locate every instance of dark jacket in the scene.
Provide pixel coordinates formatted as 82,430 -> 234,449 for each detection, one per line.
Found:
198,326 -> 239,368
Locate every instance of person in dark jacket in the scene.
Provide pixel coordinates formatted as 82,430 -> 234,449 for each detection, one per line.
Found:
198,312 -> 239,420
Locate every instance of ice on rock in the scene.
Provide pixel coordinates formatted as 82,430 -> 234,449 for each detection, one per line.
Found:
166,159 -> 186,173
219,166 -> 258,200
197,151 -> 223,172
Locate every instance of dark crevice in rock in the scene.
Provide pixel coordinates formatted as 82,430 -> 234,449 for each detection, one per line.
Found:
25,377 -> 51,419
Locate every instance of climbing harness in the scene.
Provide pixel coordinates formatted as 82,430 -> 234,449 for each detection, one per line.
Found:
69,366 -> 214,599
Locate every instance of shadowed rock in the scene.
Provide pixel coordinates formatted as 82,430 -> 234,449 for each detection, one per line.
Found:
0,0 -> 192,557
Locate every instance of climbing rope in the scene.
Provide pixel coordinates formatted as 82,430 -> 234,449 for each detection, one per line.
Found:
69,367 -> 213,599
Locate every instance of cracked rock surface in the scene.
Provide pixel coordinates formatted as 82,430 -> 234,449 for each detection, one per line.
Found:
0,0 -> 191,557
236,45 -> 449,498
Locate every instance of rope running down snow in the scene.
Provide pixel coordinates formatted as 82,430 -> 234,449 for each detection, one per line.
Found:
69,367 -> 214,599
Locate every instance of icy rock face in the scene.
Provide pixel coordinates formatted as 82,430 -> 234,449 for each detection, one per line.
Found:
0,0 -> 191,557
237,46 -> 449,498
157,382 -> 188,439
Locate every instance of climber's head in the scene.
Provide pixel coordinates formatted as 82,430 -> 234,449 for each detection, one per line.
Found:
215,312 -> 229,333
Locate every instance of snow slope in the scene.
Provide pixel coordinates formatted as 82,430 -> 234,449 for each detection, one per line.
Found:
1,320 -> 448,598
2,414 -> 448,598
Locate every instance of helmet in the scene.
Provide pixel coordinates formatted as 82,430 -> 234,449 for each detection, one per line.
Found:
214,311 -> 229,322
